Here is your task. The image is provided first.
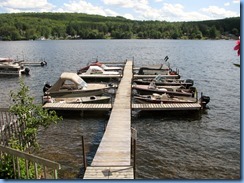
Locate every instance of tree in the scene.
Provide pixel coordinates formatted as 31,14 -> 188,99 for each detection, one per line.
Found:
9,80 -> 62,150
209,26 -> 219,39
0,80 -> 62,179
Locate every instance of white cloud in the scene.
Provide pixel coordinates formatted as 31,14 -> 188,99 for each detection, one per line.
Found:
233,0 -> 240,3
101,1 -> 214,21
0,0 -> 54,12
102,0 -> 149,9
224,2 -> 230,6
156,3 -> 210,22
0,0 -> 239,21
201,6 -> 239,19
103,0 -> 134,8
58,0 -> 117,17
123,13 -> 135,20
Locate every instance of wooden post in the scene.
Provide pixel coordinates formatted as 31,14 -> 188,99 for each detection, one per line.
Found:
34,162 -> 38,179
82,136 -> 87,171
25,159 -> 29,179
43,165 -> 47,179
12,156 -> 17,179
17,157 -> 21,178
54,169 -> 58,179
111,95 -> 113,108
80,110 -> 84,118
133,138 -> 136,179
200,92 -> 203,109
131,128 -> 137,179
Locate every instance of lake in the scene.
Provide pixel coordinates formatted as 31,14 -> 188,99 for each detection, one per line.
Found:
0,39 -> 240,179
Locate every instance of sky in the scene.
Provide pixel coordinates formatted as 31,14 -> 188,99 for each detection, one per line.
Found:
0,0 -> 240,22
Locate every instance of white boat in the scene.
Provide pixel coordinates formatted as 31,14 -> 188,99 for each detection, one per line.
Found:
79,66 -> 121,75
43,72 -> 117,98
77,61 -> 123,74
0,57 -> 30,76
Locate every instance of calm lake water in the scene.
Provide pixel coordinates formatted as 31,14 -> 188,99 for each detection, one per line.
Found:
0,40 -> 240,179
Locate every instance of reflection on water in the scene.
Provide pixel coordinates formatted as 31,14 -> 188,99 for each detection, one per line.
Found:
0,40 -> 240,179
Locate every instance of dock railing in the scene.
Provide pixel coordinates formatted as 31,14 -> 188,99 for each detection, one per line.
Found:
0,145 -> 61,179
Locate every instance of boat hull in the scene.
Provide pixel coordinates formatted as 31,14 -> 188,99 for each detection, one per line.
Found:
133,79 -> 193,88
47,88 -> 106,98
134,95 -> 197,104
133,85 -> 194,97
43,95 -> 111,104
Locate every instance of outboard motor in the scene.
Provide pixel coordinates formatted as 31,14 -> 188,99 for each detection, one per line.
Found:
200,96 -> 210,109
185,79 -> 194,88
21,67 -> 30,75
40,61 -> 47,66
43,82 -> 52,93
138,68 -> 144,75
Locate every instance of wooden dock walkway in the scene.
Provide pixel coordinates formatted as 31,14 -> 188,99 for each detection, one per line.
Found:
43,103 -> 112,111
83,60 -> 134,179
132,103 -> 201,110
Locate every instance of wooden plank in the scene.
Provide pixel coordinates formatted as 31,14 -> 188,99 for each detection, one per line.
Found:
84,166 -> 133,179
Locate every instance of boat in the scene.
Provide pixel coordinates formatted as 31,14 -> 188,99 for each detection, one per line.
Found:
78,65 -> 122,82
133,56 -> 180,79
133,75 -> 194,88
77,60 -> 123,74
43,72 -> 117,98
134,93 -> 198,104
132,81 -> 196,97
0,57 -> 30,76
78,65 -> 121,75
134,93 -> 210,108
42,95 -> 111,105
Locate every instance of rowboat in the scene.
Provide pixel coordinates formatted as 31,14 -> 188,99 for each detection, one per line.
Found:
132,82 -> 196,97
134,93 -> 198,104
133,75 -> 194,88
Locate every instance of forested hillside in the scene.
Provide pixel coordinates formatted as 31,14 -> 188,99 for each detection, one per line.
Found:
0,12 -> 240,41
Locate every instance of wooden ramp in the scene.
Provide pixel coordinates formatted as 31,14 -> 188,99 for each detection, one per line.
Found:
132,103 -> 201,110
43,103 -> 112,111
84,60 -> 134,179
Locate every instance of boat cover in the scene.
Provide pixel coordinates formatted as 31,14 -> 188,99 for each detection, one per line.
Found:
47,72 -> 88,92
